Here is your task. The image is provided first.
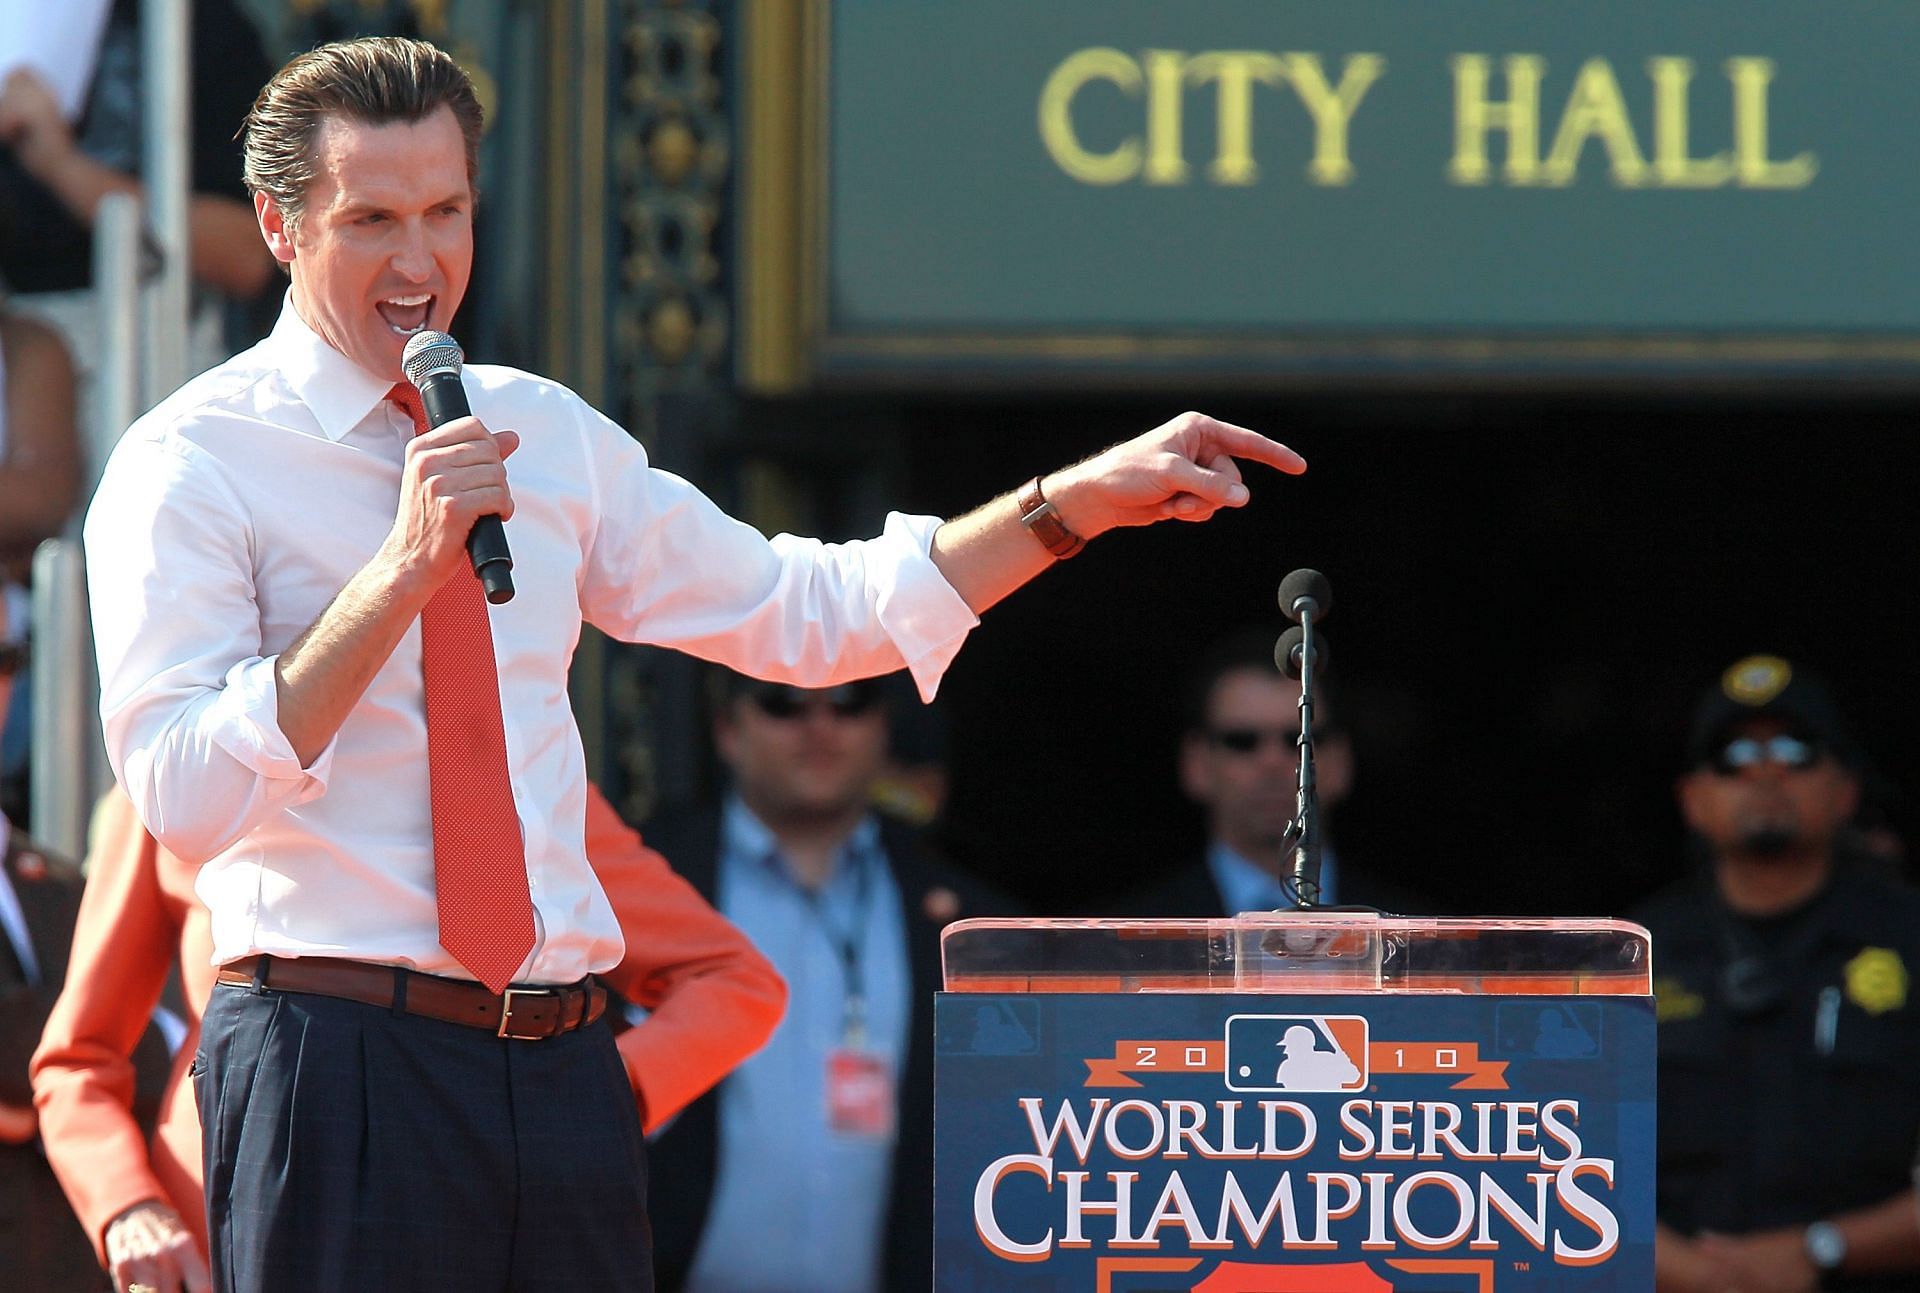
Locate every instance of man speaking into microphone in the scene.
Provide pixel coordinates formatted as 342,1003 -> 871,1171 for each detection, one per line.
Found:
83,36 -> 1306,1293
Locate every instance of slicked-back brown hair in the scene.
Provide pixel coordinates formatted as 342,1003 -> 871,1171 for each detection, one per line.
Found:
241,36 -> 483,232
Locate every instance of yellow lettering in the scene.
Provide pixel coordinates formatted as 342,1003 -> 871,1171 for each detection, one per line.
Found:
1037,48 -> 1143,186
1449,55 -> 1545,186
1648,58 -> 1733,187
1284,53 -> 1386,185
1542,59 -> 1650,187
1184,52 -> 1288,185
1142,50 -> 1191,184
1727,57 -> 1817,188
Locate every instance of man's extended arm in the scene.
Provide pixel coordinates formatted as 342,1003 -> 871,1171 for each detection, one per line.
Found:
929,412 -> 1305,614
576,406 -> 1303,704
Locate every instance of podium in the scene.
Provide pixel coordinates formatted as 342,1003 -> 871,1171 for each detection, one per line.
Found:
933,913 -> 1653,1290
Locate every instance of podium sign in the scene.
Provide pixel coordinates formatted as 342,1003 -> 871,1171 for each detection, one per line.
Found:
935,916 -> 1654,1290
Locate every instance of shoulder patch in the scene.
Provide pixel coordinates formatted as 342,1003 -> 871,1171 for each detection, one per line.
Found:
1845,946 -> 1906,1015
1654,975 -> 1706,1023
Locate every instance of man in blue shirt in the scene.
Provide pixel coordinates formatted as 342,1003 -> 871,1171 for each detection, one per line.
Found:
644,673 -> 1009,1293
1109,630 -> 1424,916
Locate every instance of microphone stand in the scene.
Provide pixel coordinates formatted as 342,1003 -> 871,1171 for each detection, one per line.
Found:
1287,606 -> 1323,909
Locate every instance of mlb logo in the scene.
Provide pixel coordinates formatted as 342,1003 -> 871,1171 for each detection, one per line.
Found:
1224,1014 -> 1370,1093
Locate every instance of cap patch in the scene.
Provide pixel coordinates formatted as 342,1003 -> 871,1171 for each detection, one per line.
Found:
1722,655 -> 1792,707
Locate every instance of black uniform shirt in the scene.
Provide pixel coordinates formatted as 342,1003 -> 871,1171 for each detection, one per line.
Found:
1635,865 -> 1920,1292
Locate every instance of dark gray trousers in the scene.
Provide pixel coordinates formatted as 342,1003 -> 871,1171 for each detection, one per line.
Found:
195,977 -> 652,1292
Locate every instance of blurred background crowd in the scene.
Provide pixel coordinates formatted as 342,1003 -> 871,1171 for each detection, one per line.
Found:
5,3 -> 1920,1292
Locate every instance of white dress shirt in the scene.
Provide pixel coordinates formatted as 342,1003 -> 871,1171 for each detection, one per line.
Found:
84,299 -> 979,983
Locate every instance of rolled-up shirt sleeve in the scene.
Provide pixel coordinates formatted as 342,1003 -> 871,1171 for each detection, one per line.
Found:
85,433 -> 335,862
576,404 -> 979,700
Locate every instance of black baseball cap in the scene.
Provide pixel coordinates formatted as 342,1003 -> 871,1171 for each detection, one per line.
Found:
1685,655 -> 1859,769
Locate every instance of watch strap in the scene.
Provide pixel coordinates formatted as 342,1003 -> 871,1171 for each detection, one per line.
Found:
1016,476 -> 1086,560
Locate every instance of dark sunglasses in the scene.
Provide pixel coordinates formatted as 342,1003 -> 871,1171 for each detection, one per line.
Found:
748,684 -> 881,721
1207,726 -> 1303,755
1711,733 -> 1822,775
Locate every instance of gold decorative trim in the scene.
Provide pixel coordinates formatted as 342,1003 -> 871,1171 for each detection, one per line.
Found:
579,0 -> 609,407
817,330 -> 1920,365
543,1 -> 575,383
738,0 -> 808,392
801,0 -> 831,386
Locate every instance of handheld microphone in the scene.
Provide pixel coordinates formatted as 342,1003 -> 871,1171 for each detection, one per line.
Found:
402,331 -> 514,604
1274,569 -> 1331,907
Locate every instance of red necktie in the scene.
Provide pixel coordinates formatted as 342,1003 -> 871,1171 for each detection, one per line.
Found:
388,383 -> 535,993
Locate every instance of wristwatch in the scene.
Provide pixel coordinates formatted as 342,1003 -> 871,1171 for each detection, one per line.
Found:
1016,476 -> 1085,560
1804,1220 -> 1847,1275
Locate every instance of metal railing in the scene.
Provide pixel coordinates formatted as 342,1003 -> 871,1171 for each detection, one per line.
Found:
26,0 -> 190,855
96,193 -> 144,477
142,0 -> 191,401
28,543 -> 93,858
28,191 -> 144,859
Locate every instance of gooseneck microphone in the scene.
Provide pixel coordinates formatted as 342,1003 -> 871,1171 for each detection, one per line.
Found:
1273,626 -> 1330,680
1274,568 -> 1332,907
1278,567 -> 1331,625
401,331 -> 514,605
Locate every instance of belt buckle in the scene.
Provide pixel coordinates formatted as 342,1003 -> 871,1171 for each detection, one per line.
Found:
497,986 -> 558,1040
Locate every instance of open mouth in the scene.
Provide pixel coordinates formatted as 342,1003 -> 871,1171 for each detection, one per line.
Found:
375,293 -> 435,336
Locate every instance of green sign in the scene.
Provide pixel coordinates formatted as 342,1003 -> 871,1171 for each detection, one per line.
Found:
766,0 -> 1920,381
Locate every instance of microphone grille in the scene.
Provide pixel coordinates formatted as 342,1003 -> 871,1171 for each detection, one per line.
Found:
1274,626 -> 1305,678
1277,568 -> 1332,622
1273,625 -> 1330,679
401,331 -> 463,387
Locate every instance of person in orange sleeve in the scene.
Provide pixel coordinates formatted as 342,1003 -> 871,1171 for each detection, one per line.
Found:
31,786 -> 786,1293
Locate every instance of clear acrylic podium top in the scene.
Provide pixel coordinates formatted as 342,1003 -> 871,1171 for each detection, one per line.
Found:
941,912 -> 1651,996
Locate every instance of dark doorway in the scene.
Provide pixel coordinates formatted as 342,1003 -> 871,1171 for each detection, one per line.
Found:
878,389 -> 1920,919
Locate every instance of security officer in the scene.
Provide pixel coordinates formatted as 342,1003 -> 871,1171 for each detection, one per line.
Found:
1637,655 -> 1920,1293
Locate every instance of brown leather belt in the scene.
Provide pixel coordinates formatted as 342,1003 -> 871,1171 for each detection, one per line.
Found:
217,956 -> 607,1041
